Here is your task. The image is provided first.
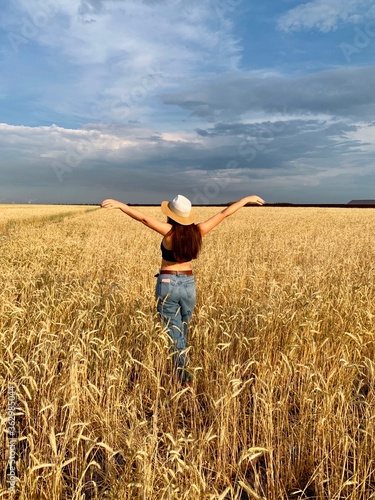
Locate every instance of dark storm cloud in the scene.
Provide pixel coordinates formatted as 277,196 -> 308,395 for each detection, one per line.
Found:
193,119 -> 362,171
46,120 -> 365,193
197,120 -> 358,138
163,66 -> 375,120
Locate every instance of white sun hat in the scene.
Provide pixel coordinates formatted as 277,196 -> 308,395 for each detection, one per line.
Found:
161,194 -> 196,225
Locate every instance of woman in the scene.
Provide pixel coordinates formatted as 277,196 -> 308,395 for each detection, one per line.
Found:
101,194 -> 265,385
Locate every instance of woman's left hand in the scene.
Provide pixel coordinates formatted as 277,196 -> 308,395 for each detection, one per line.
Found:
100,199 -> 124,209
246,195 -> 265,205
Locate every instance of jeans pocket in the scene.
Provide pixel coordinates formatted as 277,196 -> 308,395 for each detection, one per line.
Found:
183,279 -> 196,301
156,276 -> 175,300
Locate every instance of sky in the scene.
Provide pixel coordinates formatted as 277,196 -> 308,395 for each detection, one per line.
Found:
1,0 -> 375,205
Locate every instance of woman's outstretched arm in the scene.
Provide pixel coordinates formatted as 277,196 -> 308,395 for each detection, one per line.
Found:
101,199 -> 171,235
197,195 -> 265,236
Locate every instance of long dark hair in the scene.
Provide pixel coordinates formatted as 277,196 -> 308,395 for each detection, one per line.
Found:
167,218 -> 202,262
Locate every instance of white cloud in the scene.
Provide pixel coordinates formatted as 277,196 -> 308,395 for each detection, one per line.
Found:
3,0 -> 241,124
65,2 -> 238,72
0,121 -> 205,174
0,122 -> 135,164
277,0 -> 372,33
341,122 -> 375,151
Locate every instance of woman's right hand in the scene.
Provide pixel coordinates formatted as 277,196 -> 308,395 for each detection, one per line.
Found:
100,199 -> 124,209
246,195 -> 265,205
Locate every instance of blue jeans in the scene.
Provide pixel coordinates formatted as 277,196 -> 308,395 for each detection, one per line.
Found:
155,273 -> 196,381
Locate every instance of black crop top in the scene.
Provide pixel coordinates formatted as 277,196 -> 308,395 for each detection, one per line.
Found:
161,241 -> 178,262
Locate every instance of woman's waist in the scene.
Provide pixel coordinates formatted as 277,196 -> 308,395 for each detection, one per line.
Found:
158,270 -> 193,277
158,260 -> 193,276
160,259 -> 192,271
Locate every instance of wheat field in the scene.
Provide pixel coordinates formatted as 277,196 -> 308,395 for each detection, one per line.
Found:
1,204 -> 374,500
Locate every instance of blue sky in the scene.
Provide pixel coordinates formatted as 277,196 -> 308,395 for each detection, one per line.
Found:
1,0 -> 375,204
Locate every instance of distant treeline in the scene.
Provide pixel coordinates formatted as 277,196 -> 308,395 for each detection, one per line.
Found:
15,203 -> 375,208
63,203 -> 375,208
